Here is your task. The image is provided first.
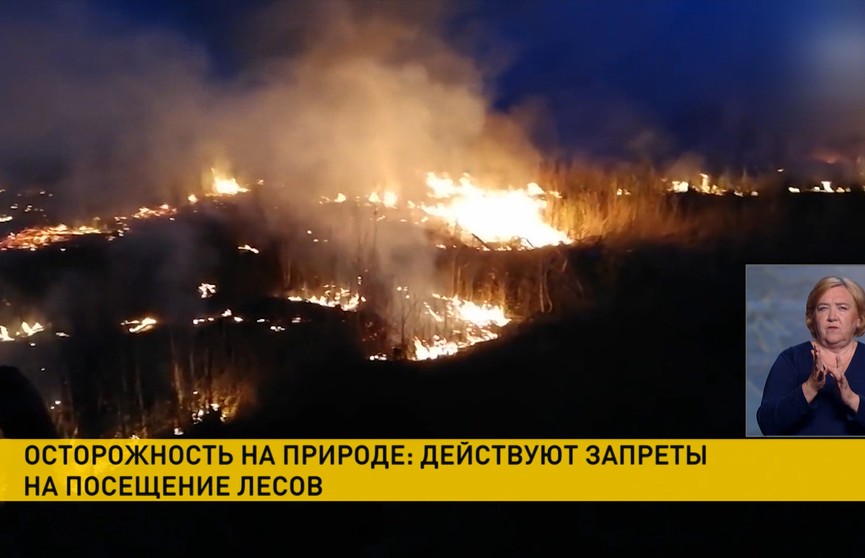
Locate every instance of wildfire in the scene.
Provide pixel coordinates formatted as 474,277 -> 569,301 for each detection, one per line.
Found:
132,204 -> 177,220
0,224 -> 105,251
284,284 -> 510,361
192,402 -> 233,424
0,166 -> 252,252
0,321 -> 46,342
432,295 -> 510,328
412,335 -> 479,361
418,173 -> 570,249
189,385 -> 243,426
287,286 -> 364,311
368,191 -> 398,208
667,173 -> 758,197
191,308 -> 243,325
122,317 -> 158,334
191,308 -> 273,326
317,172 -> 571,250
667,172 -> 864,196
411,294 -> 511,361
210,169 -> 248,196
198,283 -> 217,298
788,180 -> 853,194
112,204 -> 181,234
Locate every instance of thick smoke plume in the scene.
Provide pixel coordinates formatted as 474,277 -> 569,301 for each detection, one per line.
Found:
0,0 -> 548,333
0,2 -> 218,218
0,0 -> 542,216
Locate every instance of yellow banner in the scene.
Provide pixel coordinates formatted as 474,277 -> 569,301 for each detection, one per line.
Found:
0,438 -> 856,501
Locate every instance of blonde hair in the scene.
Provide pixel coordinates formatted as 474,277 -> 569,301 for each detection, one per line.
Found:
805,276 -> 865,338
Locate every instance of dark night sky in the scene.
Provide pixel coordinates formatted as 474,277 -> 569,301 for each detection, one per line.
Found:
98,0 -> 865,157
3,0 -> 865,204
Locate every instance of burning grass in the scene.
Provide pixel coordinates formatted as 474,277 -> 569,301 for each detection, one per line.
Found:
1,302 -> 364,439
537,161 -> 782,243
0,157 -> 845,439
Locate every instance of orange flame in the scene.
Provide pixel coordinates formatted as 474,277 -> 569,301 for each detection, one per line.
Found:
419,172 -> 570,249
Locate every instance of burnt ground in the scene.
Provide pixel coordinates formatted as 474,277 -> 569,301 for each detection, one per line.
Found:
1,191 -> 865,554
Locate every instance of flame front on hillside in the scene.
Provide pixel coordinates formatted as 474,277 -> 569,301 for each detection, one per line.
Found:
0,165 -> 538,440
0,170 -> 254,252
285,284 -> 510,361
412,294 -> 511,360
320,171 -> 572,250
288,286 -> 364,311
0,224 -> 105,251
420,172 -> 570,249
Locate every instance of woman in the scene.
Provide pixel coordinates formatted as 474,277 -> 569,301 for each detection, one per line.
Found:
757,276 -> 865,436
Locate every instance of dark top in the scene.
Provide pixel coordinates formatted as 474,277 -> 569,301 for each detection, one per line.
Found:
757,341 -> 865,436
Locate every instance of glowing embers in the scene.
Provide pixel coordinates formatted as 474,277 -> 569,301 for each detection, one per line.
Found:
418,173 -> 570,249
187,378 -> 250,430
190,398 -> 238,425
166,386 -> 247,437
287,286 -> 364,311
667,173 -> 758,197
319,191 -> 397,208
788,180 -> 854,194
0,166 -> 252,252
0,224 -> 106,251
198,283 -> 217,299
193,309 -> 242,326
122,317 -> 158,334
132,204 -> 177,220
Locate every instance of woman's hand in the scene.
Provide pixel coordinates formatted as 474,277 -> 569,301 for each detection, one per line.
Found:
803,344 -> 828,403
827,353 -> 861,415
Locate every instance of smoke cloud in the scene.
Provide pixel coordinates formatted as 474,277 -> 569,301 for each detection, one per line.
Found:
211,0 -> 542,198
0,2 -> 219,217
0,0 -> 553,333
0,0 -> 543,215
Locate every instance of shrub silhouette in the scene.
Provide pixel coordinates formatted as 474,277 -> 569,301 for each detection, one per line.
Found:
0,365 -> 58,438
